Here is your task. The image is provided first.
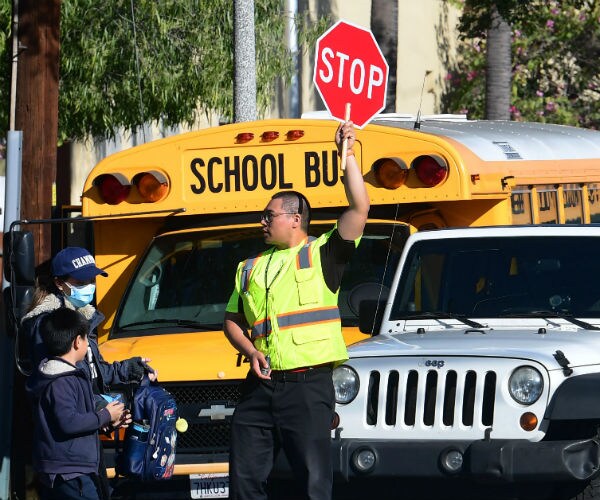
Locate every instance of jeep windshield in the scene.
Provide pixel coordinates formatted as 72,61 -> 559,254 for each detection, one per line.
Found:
112,222 -> 406,337
390,236 -> 600,320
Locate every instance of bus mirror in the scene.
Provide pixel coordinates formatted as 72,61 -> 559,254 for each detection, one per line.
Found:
358,299 -> 386,335
3,230 -> 35,285
3,285 -> 34,336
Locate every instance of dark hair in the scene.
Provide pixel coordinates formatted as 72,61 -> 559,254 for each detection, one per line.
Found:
271,191 -> 311,232
40,308 -> 89,357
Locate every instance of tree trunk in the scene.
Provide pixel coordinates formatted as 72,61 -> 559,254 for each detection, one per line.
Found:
370,0 -> 398,113
485,5 -> 511,120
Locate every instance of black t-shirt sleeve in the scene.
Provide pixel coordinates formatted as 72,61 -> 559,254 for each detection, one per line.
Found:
320,229 -> 357,292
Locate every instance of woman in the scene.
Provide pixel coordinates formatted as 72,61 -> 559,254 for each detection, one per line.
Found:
22,246 -> 156,392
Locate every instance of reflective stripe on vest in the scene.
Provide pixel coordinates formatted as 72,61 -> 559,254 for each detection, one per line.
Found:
296,237 -> 315,269
251,305 -> 340,339
241,253 -> 263,293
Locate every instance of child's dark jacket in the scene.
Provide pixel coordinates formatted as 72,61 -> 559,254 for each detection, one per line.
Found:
30,357 -> 112,475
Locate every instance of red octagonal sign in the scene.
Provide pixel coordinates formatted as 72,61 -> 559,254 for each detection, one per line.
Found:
313,20 -> 389,128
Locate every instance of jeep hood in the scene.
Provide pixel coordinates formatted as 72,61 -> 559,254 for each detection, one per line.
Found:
348,329 -> 600,369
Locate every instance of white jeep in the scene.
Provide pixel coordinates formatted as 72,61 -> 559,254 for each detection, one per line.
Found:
332,226 -> 600,500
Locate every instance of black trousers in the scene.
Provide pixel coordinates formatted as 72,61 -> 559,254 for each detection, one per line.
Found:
229,367 -> 335,500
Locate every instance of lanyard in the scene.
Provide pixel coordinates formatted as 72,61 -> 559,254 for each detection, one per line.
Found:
263,248 -> 284,347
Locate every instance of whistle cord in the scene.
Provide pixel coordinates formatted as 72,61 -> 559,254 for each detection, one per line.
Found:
263,248 -> 284,348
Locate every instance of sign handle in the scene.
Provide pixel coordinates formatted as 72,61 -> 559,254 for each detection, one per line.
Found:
340,103 -> 351,171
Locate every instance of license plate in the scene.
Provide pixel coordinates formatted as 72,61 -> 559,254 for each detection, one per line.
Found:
190,473 -> 229,499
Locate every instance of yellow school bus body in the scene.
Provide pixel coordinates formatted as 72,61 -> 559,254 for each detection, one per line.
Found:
83,116 -> 600,485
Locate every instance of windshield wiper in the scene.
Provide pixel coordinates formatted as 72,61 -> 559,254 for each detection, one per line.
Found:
499,310 -> 600,331
400,312 -> 485,329
118,319 -> 219,331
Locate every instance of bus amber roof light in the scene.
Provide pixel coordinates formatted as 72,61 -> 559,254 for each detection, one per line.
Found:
235,132 -> 254,144
134,171 -> 169,202
261,131 -> 279,142
94,173 -> 131,205
286,130 -> 304,141
373,158 -> 408,189
413,155 -> 448,187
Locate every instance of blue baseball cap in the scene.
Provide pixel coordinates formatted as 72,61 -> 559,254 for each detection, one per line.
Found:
51,247 -> 108,281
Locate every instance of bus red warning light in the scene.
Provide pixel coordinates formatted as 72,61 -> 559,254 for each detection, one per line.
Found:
413,155 -> 448,187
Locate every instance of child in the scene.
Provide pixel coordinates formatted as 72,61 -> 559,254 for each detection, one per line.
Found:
30,308 -> 126,500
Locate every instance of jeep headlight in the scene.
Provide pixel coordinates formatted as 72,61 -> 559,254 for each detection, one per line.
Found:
509,366 -> 543,405
333,365 -> 359,404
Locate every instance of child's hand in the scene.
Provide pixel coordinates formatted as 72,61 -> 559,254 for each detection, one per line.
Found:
113,408 -> 133,429
106,401 -> 125,422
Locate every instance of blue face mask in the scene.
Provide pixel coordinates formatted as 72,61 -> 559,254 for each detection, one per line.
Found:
65,282 -> 96,308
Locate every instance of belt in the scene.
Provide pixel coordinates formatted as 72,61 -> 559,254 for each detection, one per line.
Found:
269,364 -> 332,382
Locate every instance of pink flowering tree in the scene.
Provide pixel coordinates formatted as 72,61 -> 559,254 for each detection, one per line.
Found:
443,0 -> 600,128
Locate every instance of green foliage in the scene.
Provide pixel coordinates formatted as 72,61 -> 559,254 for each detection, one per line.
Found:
0,0 -> 328,142
443,0 -> 600,128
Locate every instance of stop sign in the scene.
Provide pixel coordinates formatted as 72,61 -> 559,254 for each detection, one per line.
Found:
313,20 -> 389,128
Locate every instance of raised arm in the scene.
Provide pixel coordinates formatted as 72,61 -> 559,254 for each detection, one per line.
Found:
335,121 -> 370,241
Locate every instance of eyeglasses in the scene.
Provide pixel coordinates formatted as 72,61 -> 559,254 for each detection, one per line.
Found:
261,210 -> 297,224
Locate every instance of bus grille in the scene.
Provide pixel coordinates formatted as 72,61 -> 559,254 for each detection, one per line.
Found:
163,381 -> 242,455
365,369 -> 497,428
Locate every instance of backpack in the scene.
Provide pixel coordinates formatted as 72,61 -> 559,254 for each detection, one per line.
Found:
115,379 -> 178,481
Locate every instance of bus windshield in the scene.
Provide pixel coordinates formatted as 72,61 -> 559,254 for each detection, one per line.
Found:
113,222 -> 407,337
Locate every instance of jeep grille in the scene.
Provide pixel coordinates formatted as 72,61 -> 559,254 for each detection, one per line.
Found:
338,357 -> 549,441
366,369 -> 496,427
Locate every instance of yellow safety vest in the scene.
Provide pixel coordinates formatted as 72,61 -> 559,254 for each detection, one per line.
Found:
235,230 -> 348,370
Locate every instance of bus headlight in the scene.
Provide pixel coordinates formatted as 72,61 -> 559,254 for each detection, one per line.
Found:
509,366 -> 543,405
333,365 -> 359,404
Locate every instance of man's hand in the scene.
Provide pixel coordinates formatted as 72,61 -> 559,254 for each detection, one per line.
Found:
335,121 -> 356,154
249,350 -> 271,380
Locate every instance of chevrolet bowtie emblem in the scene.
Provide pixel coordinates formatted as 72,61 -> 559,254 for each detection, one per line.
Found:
198,404 -> 235,421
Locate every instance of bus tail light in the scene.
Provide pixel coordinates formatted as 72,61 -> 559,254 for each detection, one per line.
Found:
413,155 -> 448,187
133,171 -> 169,202
94,173 -> 131,205
373,158 -> 408,189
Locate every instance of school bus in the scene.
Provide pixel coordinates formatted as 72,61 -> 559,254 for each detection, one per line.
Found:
80,114 -> 600,496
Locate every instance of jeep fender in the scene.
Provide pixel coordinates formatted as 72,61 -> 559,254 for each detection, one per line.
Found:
545,373 -> 600,420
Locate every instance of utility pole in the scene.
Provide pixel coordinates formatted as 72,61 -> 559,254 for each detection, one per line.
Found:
15,0 -> 60,264
6,2 -> 60,498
